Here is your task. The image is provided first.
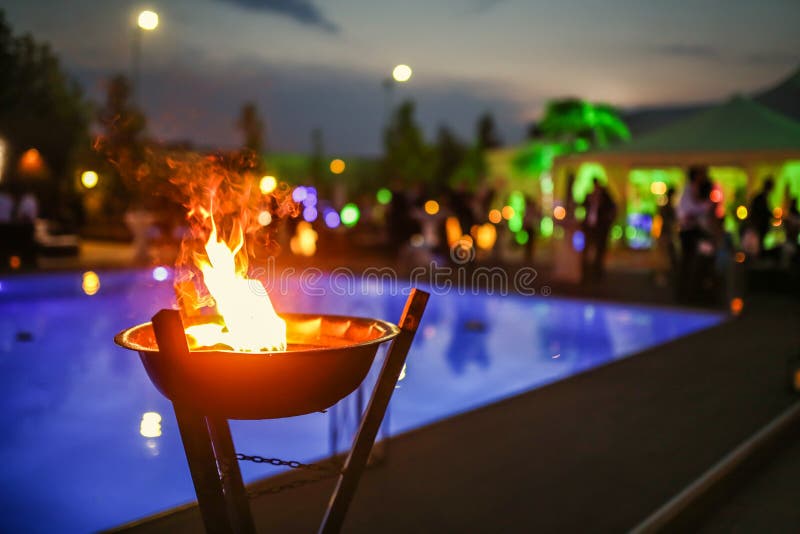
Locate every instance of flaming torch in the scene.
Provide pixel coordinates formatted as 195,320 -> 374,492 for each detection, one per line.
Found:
114,158 -> 428,533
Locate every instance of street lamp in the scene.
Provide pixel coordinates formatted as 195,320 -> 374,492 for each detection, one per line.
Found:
137,10 -> 159,31
132,9 -> 159,102
383,64 -> 412,130
392,64 -> 412,83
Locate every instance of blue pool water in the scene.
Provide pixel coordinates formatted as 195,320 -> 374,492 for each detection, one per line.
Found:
0,269 -> 722,533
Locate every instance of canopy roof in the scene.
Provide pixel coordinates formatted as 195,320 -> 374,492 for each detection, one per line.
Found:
557,96 -> 800,168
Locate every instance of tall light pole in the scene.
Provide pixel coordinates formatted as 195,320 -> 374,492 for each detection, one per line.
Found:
132,9 -> 159,103
382,64 -> 412,136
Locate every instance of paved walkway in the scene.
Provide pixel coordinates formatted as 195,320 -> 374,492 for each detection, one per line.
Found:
697,415 -> 800,533
115,294 -> 799,533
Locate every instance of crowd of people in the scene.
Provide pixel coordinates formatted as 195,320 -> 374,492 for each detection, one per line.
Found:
378,165 -> 799,304
664,166 -> 799,303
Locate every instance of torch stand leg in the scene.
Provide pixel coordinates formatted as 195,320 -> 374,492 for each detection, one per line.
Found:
154,309 -> 255,534
173,403 -> 235,534
319,288 -> 429,534
208,417 -> 257,534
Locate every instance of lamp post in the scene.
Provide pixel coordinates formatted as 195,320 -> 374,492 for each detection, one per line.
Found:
131,9 -> 159,103
382,64 -> 412,137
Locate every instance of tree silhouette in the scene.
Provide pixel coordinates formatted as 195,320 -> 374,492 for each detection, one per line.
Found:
476,112 -> 502,150
95,74 -> 147,209
237,102 -> 266,158
433,125 -> 466,191
382,100 -> 434,186
0,9 -> 89,218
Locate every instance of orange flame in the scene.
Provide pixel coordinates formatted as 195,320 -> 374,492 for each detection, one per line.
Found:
162,152 -> 297,352
184,206 -> 286,351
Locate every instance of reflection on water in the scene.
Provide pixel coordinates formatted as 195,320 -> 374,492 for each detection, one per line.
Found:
140,412 -> 162,438
0,269 -> 722,533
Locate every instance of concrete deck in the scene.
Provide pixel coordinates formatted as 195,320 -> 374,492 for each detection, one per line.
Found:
114,293 -> 799,533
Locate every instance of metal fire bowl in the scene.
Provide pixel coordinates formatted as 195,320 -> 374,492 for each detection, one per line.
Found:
115,314 -> 400,420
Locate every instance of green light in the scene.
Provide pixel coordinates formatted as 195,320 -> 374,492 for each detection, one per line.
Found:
509,191 -> 525,212
540,216 -> 554,237
611,225 -> 623,240
340,203 -> 360,227
573,163 -> 609,204
515,230 -> 529,245
376,188 -> 392,205
575,206 -> 586,221
508,215 -> 523,232
625,225 -> 636,241
764,228 -> 785,250
541,177 -> 554,194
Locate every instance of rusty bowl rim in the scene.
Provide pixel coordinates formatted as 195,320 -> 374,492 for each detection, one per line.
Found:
114,312 -> 401,356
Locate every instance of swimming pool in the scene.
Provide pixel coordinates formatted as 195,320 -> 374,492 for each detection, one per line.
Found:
0,269 -> 722,533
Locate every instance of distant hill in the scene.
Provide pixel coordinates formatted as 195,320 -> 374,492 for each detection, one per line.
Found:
622,65 -> 800,136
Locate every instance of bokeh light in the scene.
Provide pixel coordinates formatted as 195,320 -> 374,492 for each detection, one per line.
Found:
329,158 -> 346,174
18,148 -> 44,174
376,188 -> 392,205
139,412 -> 162,438
152,266 -> 169,282
730,297 -> 744,316
259,175 -> 277,194
488,209 -> 502,224
303,206 -> 318,222
392,64 -> 413,82
292,186 -> 308,203
572,230 -> 585,252
475,223 -> 497,250
501,206 -> 515,220
553,206 -> 566,220
424,200 -> 440,215
736,205 -> 748,220
540,217 -> 554,237
340,203 -> 360,227
290,221 -> 318,256
81,170 -> 98,189
257,210 -> 272,226
137,10 -> 159,31
650,181 -> 667,195
324,209 -> 341,228
303,191 -> 317,207
82,271 -> 100,296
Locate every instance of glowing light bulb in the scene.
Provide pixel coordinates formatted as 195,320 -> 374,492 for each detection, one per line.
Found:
137,10 -> 159,31
259,175 -> 277,194
392,64 -> 413,83
81,170 -> 99,189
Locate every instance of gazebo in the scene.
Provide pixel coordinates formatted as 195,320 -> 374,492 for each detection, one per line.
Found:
552,96 -> 800,247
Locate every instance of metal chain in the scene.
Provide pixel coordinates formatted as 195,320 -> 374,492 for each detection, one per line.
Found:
235,453 -> 344,497
235,453 -> 342,473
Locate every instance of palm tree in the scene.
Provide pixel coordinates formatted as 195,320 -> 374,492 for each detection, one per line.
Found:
536,98 -> 630,148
